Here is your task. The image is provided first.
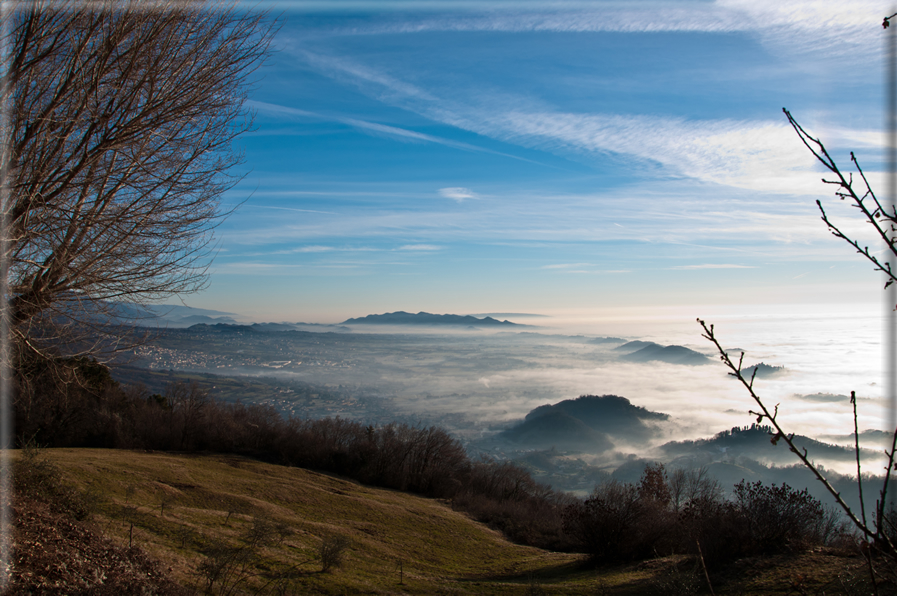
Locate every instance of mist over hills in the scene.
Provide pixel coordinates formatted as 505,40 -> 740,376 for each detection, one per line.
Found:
108,310 -> 879,515
659,424 -> 875,465
72,301 -> 242,327
797,392 -> 851,403
341,311 -> 519,327
615,341 -> 711,365
587,336 -> 626,345
183,322 -> 354,334
500,394 -> 669,449
501,410 -> 615,451
740,362 -> 787,378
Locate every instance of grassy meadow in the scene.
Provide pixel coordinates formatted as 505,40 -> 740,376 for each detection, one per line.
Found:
10,448 -> 877,595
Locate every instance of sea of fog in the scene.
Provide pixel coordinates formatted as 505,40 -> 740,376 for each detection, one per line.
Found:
534,302 -> 885,438
147,300 -> 889,476
269,302 -> 887,453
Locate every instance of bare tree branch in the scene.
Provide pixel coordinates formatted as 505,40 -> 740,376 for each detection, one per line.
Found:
784,108 -> 897,288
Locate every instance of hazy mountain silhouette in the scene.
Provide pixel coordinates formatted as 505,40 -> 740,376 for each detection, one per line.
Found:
615,341 -> 711,365
341,311 -> 518,327
660,424 -> 873,464
614,340 -> 656,351
796,392 -> 850,403
587,337 -> 627,345
740,362 -> 787,378
251,322 -> 352,333
820,429 -> 890,443
73,300 -> 240,328
176,314 -> 239,325
500,394 -> 669,449
501,410 -> 614,451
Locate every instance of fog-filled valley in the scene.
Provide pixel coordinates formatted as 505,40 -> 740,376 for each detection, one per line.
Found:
112,304 -> 886,512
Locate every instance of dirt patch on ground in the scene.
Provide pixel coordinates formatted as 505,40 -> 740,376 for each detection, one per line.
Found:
8,493 -> 187,595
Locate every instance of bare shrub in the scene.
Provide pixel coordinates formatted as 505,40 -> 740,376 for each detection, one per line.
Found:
196,515 -> 284,594
197,539 -> 254,596
564,464 -> 682,564
563,479 -> 641,563
679,495 -> 745,568
648,562 -> 702,596
668,466 -> 723,514
733,480 -> 831,554
319,534 -> 350,572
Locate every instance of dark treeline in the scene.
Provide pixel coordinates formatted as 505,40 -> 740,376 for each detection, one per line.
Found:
14,358 -> 849,566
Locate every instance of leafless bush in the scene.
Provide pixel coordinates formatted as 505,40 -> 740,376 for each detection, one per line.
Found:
197,539 -> 254,596
196,515 -> 280,595
669,466 -> 723,514
563,479 -> 642,563
563,464 -> 683,564
678,495 -> 744,568
648,562 -> 702,596
319,534 -> 350,572
733,480 -> 831,554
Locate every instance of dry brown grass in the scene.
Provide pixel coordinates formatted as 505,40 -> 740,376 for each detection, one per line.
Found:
6,448 -> 880,595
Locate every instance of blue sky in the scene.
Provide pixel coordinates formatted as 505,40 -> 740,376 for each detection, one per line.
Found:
196,0 -> 888,323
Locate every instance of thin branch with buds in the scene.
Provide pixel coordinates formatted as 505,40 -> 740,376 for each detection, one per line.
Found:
784,108 -> 897,289
697,318 -> 885,546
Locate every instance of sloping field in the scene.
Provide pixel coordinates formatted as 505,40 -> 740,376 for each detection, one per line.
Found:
13,449 -> 875,595
32,449 -> 600,594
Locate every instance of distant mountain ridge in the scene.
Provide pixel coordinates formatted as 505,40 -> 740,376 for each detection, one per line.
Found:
341,311 -> 518,327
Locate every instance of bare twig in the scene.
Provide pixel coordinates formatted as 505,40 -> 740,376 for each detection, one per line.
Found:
784,108 -> 897,289
698,318 -> 878,543
853,391 -> 868,529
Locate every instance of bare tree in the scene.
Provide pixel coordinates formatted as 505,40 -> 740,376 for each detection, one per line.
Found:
668,466 -> 723,514
167,380 -> 209,450
319,533 -> 350,573
0,0 -> 273,366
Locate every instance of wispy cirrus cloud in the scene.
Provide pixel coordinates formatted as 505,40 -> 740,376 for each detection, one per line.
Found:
250,100 -> 480,151
438,187 -> 478,202
297,50 -> 436,102
472,111 -> 822,193
249,99 -> 543,164
397,244 -> 442,251
669,264 -> 757,270
285,51 -> 875,194
319,0 -> 880,60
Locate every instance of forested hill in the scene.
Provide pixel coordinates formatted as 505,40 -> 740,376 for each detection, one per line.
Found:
500,394 -> 669,448
661,424 -> 874,463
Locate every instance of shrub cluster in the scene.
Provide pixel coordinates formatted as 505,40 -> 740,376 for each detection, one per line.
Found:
564,464 -> 845,568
